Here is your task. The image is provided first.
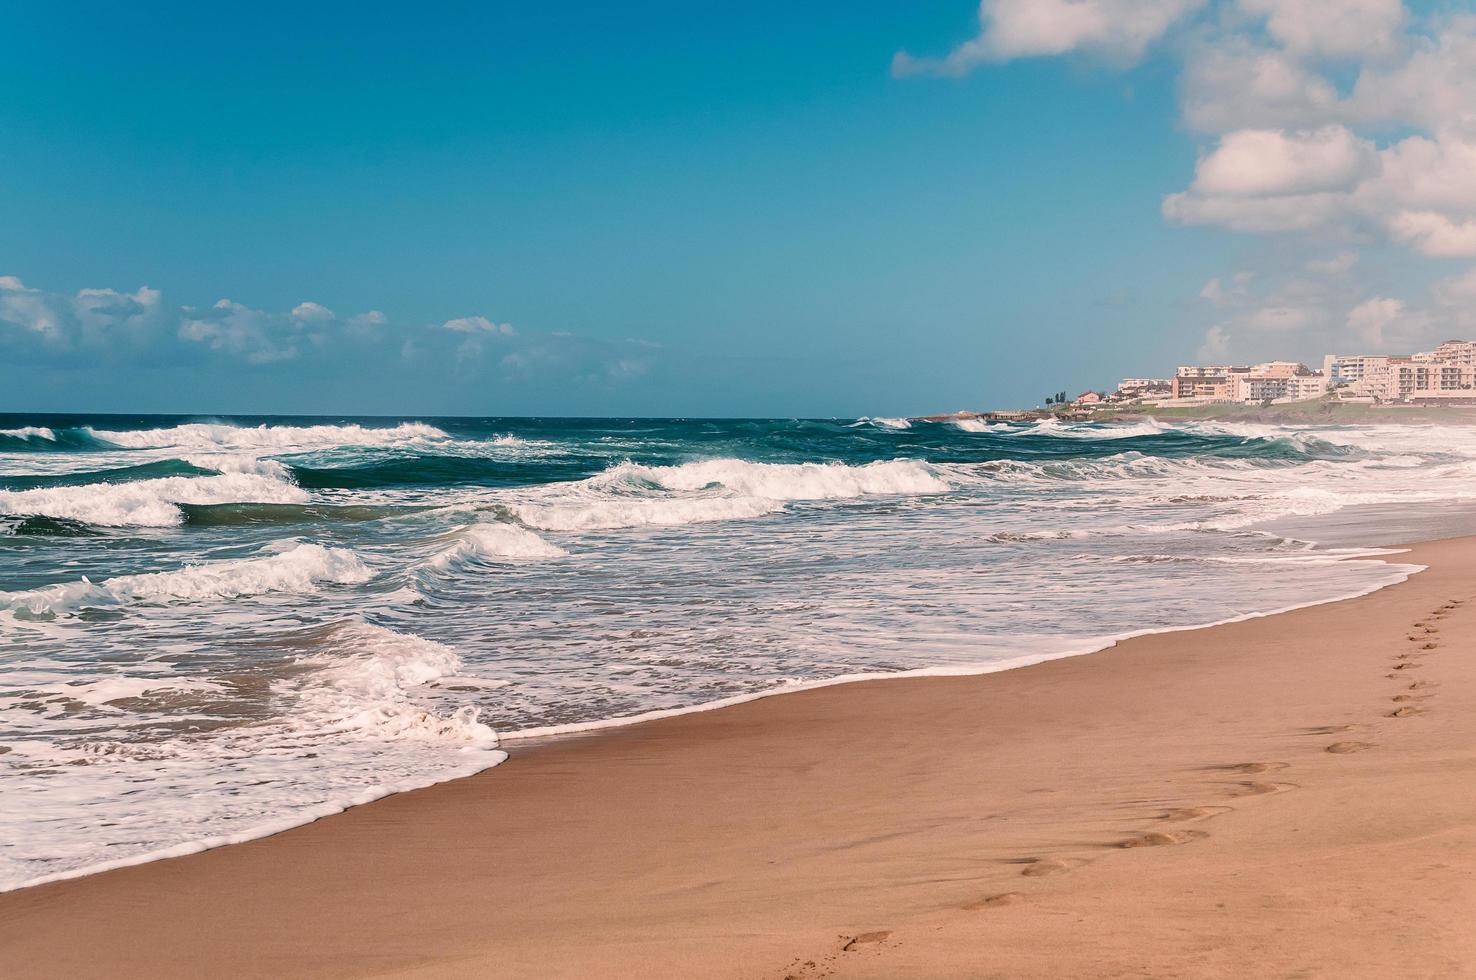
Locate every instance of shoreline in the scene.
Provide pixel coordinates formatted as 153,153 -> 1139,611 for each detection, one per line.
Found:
6,536 -> 1476,977
4,546 -> 1420,895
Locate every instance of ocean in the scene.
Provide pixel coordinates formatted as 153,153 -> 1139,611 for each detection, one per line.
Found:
0,412 -> 1460,890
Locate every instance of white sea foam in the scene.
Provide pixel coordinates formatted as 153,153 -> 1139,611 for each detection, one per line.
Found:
503,458 -> 947,531
1,623 -> 506,892
186,454 -> 296,480
950,417 -> 991,432
853,417 -> 912,430
1034,419 -> 1166,439
87,421 -> 451,451
515,495 -> 783,531
602,458 -> 949,500
0,472 -> 309,527
57,676 -> 227,707
0,543 -> 372,616
429,523 -> 567,566
280,623 -> 499,745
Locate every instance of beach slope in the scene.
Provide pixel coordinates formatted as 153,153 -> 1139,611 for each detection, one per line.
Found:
4,538 -> 1476,978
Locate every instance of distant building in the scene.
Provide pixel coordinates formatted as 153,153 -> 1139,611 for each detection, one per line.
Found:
1324,342 -> 1476,403
1171,365 -> 1245,400
1168,361 -> 1323,405
1073,390 -> 1104,406
1115,377 -> 1172,401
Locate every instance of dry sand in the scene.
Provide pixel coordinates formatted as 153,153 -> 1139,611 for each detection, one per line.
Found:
4,538 -> 1476,979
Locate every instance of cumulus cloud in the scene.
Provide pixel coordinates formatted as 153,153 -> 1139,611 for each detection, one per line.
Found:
291,301 -> 335,322
1165,125 -> 1476,255
905,3 -> 1476,268
442,315 -> 516,336
1345,295 -> 1411,348
0,277 -> 659,388
1188,126 -> 1377,197
1238,0 -> 1406,61
1179,40 -> 1341,132
0,277 -> 166,352
892,0 -> 1204,76
1187,247 -> 1476,360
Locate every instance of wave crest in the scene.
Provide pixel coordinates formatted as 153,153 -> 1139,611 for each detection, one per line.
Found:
0,472 -> 309,527
87,421 -> 451,451
281,623 -> 499,746
429,523 -> 567,566
0,543 -> 372,616
600,458 -> 949,500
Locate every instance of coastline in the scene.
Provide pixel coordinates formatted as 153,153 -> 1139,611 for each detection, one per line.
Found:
5,548 -> 1419,894
5,537 -> 1476,977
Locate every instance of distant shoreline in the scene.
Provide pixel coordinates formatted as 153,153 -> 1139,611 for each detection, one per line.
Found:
916,401 -> 1476,425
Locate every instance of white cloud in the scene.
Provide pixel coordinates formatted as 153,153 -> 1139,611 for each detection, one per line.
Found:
1189,126 -> 1377,197
1348,17 -> 1476,132
1306,251 -> 1358,275
893,0 -> 1203,76
442,315 -> 516,336
1198,324 -> 1232,360
1385,211 -> 1476,258
1180,40 -> 1340,132
291,301 -> 335,322
1345,296 -> 1409,348
1238,0 -> 1406,61
179,300 -> 299,364
1163,188 -> 1349,232
1433,265 -> 1476,306
0,279 -> 163,349
0,277 -> 656,388
1167,125 -> 1476,253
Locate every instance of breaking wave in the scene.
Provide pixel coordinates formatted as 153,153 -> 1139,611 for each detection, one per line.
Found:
0,543 -> 372,616
513,495 -> 784,531
598,458 -> 949,499
281,623 -> 499,745
0,472 -> 309,527
0,426 -> 57,442
86,421 -> 452,451
428,523 -> 567,566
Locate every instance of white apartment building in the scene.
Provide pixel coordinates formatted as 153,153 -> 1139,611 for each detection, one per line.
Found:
1168,362 -> 1323,404
1115,377 -> 1172,399
1325,341 -> 1476,402
1228,373 -> 1326,403
1321,353 -> 1391,386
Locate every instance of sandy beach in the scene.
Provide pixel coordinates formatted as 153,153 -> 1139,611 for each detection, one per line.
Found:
4,536 -> 1475,978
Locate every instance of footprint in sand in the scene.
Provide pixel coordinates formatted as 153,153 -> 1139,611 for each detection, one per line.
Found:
1421,642 -> 1440,650
1407,681 -> 1437,690
841,931 -> 891,952
1390,663 -> 1422,672
1117,829 -> 1208,848
1016,857 -> 1088,878
1208,761 -> 1289,775
1227,780 -> 1297,797
1325,741 -> 1374,754
963,892 -> 1024,910
1159,805 -> 1232,822
1300,725 -> 1352,736
1390,706 -> 1425,718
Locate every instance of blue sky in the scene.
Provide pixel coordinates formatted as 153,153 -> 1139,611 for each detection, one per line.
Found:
2,1 -> 1473,416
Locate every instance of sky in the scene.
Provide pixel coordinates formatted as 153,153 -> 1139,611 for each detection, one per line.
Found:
2,0 -> 1475,417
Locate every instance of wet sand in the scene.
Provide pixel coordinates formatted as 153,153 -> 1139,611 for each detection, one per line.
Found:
4,538 -> 1476,978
